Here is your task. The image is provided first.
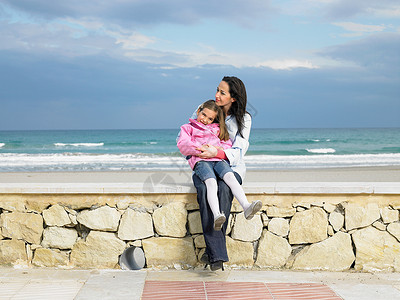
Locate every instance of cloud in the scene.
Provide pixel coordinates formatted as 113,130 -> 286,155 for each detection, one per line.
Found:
115,33 -> 155,50
256,59 -> 319,70
1,1 -> 399,130
0,16 -> 276,69
333,22 -> 386,37
279,0 -> 400,20
323,0 -> 400,20
319,32 -> 400,75
1,48 -> 399,130
1,0 -> 274,27
0,1 -> 277,68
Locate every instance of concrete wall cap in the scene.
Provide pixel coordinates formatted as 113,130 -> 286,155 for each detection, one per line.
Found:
0,182 -> 399,194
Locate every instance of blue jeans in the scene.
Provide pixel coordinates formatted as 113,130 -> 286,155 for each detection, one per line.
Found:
192,170 -> 242,263
193,160 -> 232,182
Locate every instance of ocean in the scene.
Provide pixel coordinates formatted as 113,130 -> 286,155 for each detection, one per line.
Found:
0,128 -> 399,172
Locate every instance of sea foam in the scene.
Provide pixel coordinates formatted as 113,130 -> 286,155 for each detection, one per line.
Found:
0,153 -> 187,172
1,152 -> 400,172
245,153 -> 400,169
0,143 -> 4,148
54,143 -> 104,147
306,148 -> 336,154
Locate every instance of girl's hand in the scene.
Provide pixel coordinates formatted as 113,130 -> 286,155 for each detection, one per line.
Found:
196,144 -> 218,158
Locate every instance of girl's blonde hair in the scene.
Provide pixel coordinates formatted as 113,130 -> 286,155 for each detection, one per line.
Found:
198,100 -> 230,141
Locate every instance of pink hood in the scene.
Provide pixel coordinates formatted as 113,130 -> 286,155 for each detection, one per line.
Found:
177,118 -> 232,169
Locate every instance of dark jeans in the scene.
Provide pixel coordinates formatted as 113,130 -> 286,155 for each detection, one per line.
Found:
192,171 -> 242,263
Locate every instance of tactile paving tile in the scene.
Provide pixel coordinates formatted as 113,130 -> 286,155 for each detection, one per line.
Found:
141,280 -> 343,300
265,283 -> 343,299
0,281 -> 28,299
9,281 -> 84,300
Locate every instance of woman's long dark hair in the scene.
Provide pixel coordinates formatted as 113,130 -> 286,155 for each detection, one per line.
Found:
222,76 -> 248,137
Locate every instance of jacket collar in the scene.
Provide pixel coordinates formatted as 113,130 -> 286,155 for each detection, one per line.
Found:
189,118 -> 219,130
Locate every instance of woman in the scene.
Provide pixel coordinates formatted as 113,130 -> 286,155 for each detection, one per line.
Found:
193,76 -> 253,271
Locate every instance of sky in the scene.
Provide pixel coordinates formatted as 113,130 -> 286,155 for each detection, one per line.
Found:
0,0 -> 399,130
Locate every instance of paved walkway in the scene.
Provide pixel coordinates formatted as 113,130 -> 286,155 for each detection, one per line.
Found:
1,267 -> 399,300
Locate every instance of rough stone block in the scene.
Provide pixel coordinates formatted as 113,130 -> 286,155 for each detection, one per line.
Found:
387,222 -> 400,242
292,232 -> 355,271
345,203 -> 380,231
255,230 -> 291,268
231,213 -> 263,242
117,209 -> 154,241
323,203 -> 336,213
266,206 -> 296,218
226,236 -> 254,267
0,239 -> 27,265
43,204 -> 71,226
226,214 -> 233,235
77,206 -> 121,231
152,202 -> 187,238
268,218 -> 289,237
1,212 -> 43,244
261,213 -> 269,227
142,237 -> 197,268
41,227 -> 78,249
329,211 -> 344,232
288,207 -> 328,244
71,231 -> 125,268
32,248 -> 69,267
188,211 -> 202,235
381,207 -> 399,224
193,235 -> 206,248
0,198 -> 25,212
328,225 -> 334,236
352,226 -> 400,272
372,221 -> 387,231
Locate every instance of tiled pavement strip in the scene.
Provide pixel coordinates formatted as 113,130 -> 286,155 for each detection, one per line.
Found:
0,268 -> 399,300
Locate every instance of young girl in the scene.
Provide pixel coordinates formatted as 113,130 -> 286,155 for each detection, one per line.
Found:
177,100 -> 261,231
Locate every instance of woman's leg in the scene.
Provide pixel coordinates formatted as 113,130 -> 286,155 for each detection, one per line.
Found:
193,172 -> 242,263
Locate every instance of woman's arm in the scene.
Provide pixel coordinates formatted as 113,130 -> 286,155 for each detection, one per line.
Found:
196,114 -> 251,161
224,113 -> 252,166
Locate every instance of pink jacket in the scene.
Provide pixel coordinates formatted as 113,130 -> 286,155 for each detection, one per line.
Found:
177,118 -> 232,169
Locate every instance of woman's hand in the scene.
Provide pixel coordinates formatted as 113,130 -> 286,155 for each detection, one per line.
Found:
196,144 -> 218,158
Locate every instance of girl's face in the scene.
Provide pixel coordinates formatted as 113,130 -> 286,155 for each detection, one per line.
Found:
197,107 -> 217,125
215,81 -> 236,113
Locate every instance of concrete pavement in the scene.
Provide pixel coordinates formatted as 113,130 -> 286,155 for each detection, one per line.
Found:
1,267 -> 399,300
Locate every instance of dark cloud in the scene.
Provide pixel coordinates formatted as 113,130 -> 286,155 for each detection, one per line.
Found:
1,0 -> 274,27
0,1 -> 398,130
1,49 -> 399,130
245,65 -> 400,128
319,33 -> 400,76
0,50 -> 224,129
324,0 -> 400,20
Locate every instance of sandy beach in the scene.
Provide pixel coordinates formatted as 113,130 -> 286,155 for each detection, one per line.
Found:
0,166 -> 399,183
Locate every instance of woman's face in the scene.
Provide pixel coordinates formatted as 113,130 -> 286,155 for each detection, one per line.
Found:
215,81 -> 235,113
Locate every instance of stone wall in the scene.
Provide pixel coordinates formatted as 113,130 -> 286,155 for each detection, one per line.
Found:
1,192 -> 400,272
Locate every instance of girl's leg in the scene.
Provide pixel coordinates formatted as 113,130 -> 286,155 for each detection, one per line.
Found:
222,172 -> 262,220
194,161 -> 225,230
194,162 -> 219,217
204,178 -> 221,217
222,172 -> 250,210
204,178 -> 226,230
